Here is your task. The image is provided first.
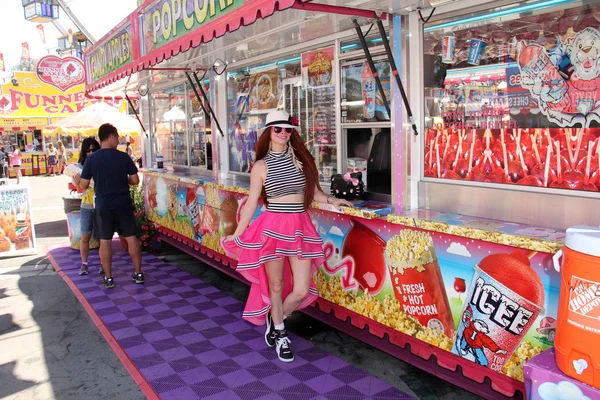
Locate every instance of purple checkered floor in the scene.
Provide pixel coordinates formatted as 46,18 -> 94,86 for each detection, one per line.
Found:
49,246 -> 414,400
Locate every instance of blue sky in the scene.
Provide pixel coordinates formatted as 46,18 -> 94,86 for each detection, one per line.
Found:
1,0 -> 137,79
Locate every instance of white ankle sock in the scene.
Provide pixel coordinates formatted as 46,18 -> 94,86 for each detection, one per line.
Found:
274,323 -> 285,331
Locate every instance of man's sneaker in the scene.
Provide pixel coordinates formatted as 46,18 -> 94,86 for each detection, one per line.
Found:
275,330 -> 294,362
265,312 -> 277,347
132,272 -> 145,284
98,267 -> 105,275
79,264 -> 89,275
102,276 -> 115,289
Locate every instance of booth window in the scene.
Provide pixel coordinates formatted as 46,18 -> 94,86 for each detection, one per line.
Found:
423,3 -> 600,193
152,85 -> 188,167
33,130 -> 43,152
59,134 -> 74,149
227,52 -> 338,183
341,58 -> 392,196
188,84 -> 212,169
341,59 -> 390,123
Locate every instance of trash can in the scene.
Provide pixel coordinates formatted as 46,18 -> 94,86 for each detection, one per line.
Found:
63,196 -> 100,250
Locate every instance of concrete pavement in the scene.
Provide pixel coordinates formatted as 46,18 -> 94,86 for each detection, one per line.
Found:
0,175 -> 142,400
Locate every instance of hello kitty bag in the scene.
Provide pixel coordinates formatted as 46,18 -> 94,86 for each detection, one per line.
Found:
330,172 -> 364,201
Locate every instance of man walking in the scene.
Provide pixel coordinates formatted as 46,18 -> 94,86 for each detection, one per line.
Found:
77,123 -> 143,288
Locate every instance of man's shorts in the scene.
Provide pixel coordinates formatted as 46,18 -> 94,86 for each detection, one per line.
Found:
80,208 -> 95,235
94,203 -> 137,240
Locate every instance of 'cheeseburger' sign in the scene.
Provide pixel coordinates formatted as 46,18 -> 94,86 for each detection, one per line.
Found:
86,22 -> 133,83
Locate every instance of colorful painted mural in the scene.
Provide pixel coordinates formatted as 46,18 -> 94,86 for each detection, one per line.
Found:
143,172 -> 560,383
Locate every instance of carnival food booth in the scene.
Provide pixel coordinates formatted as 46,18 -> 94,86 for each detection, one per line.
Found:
0,56 -> 131,176
83,0 -> 600,398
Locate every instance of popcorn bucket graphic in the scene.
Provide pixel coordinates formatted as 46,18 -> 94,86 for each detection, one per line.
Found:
467,39 -> 487,65
385,230 -> 454,336
452,264 -> 544,372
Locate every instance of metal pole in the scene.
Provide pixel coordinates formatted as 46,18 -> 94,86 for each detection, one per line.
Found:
125,94 -> 148,138
146,67 -> 207,71
352,19 -> 391,119
185,72 -> 209,117
376,18 -> 419,136
51,20 -> 67,36
56,0 -> 96,44
292,2 -> 387,20
192,72 -> 224,137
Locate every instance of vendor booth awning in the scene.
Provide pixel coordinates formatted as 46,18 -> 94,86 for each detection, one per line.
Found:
85,0 -> 389,97
43,102 -> 140,137
87,0 -> 311,94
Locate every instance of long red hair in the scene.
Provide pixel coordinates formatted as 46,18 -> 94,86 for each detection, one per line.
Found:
254,127 -> 321,209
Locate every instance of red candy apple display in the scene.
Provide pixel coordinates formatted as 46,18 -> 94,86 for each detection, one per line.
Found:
424,127 -> 600,192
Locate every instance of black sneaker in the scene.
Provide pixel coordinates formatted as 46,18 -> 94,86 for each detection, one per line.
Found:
132,272 -> 145,284
102,276 -> 115,289
275,330 -> 294,362
98,266 -> 105,275
265,312 -> 276,348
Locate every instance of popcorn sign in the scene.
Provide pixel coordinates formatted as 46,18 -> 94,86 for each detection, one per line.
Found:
385,230 -> 455,336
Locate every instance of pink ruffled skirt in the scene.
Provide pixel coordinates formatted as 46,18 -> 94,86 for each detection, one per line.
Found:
221,207 -> 324,326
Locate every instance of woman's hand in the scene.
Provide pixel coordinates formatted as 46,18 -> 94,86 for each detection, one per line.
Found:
327,196 -> 354,210
223,234 -> 240,243
73,173 -> 83,188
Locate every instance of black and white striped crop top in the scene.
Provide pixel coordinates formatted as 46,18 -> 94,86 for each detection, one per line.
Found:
263,149 -> 306,199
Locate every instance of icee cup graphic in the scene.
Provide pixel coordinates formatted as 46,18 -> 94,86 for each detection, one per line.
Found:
452,250 -> 545,372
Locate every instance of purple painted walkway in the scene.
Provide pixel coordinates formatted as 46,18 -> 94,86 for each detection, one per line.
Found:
48,246 -> 414,400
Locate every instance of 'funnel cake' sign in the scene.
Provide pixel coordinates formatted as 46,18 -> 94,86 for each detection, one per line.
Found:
36,56 -> 85,92
518,27 -> 600,127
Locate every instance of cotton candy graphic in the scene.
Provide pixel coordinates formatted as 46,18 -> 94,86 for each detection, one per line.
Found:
537,381 -> 591,400
156,178 -> 168,217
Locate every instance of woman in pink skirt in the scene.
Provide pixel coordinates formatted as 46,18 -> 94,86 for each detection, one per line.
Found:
222,110 -> 352,362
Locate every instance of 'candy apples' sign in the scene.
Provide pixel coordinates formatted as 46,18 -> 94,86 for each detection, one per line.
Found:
86,23 -> 133,83
36,56 -> 85,92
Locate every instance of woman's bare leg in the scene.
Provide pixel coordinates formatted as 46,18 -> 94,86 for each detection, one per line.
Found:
264,258 -> 285,325
14,167 -> 21,184
283,257 -> 312,317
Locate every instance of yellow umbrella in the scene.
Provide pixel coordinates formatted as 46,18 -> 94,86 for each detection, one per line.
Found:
43,102 -> 140,137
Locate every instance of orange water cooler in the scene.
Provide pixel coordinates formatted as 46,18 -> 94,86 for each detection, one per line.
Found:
553,226 -> 600,389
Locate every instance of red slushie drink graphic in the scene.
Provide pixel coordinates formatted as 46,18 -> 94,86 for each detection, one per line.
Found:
452,251 -> 545,372
385,229 -> 455,336
361,63 -> 376,120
